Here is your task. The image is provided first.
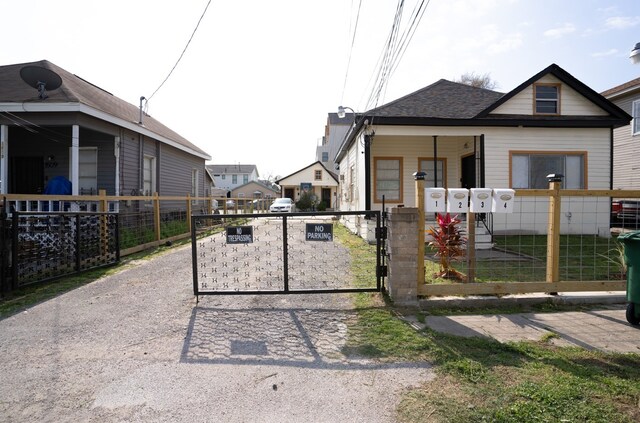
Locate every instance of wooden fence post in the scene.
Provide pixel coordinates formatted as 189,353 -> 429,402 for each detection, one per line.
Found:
154,192 -> 161,241
546,174 -> 563,283
466,211 -> 476,283
414,172 -> 426,288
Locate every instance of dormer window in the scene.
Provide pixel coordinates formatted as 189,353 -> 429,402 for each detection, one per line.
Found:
534,83 -> 560,115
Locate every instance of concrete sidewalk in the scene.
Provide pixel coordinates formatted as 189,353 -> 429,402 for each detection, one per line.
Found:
402,292 -> 640,354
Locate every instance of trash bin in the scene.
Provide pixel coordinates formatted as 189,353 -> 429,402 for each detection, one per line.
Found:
618,231 -> 640,326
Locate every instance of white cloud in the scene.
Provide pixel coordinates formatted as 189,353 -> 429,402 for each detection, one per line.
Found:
487,33 -> 523,54
605,16 -> 640,29
543,23 -> 576,39
591,49 -> 618,58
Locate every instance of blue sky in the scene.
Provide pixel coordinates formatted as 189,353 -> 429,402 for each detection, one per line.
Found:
2,0 -> 639,178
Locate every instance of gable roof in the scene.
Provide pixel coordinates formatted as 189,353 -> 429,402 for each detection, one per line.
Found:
477,63 -> 628,119
0,60 -> 210,159
206,164 -> 259,176
230,179 -> 280,193
276,161 -> 339,184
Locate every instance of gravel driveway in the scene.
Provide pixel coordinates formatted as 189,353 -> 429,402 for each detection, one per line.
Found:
0,235 -> 432,422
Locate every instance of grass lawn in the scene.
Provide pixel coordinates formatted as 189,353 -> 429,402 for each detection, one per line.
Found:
426,234 -> 625,283
338,225 -> 640,422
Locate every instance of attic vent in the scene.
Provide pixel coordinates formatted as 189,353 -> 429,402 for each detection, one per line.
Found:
19,66 -> 62,100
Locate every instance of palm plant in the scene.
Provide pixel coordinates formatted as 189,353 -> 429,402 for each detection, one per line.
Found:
426,213 -> 467,281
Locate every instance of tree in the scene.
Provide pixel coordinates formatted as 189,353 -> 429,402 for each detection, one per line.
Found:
456,72 -> 498,90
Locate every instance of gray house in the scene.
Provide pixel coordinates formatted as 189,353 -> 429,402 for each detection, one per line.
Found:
601,77 -> 640,190
0,60 -> 210,200
315,112 -> 354,173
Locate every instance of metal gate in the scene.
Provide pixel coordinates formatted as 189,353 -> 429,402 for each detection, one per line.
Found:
191,211 -> 386,296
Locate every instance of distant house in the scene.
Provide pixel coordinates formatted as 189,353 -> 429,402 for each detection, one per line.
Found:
276,162 -> 339,209
0,59 -> 210,209
315,112 -> 354,173
230,180 -> 280,200
336,63 -> 630,236
601,77 -> 640,190
206,164 -> 259,191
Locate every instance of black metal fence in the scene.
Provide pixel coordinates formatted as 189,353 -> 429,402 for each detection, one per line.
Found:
0,209 -> 119,292
191,211 -> 384,296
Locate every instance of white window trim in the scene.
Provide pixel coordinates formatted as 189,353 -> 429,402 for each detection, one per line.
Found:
191,168 -> 199,198
632,99 -> 640,136
78,147 -> 98,195
143,155 -> 156,198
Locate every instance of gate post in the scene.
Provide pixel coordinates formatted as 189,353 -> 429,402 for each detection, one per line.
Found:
386,207 -> 419,304
546,174 -> 563,283
414,172 -> 426,290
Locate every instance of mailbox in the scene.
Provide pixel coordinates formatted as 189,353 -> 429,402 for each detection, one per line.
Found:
470,188 -> 493,213
447,188 -> 469,213
492,188 -> 515,213
425,188 -> 446,212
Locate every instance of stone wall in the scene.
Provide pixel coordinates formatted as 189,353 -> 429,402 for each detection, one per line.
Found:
386,207 -> 419,304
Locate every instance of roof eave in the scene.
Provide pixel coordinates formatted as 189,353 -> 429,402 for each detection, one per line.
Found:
0,102 -> 211,160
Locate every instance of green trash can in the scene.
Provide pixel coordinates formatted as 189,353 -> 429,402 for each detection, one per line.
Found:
618,231 -> 640,326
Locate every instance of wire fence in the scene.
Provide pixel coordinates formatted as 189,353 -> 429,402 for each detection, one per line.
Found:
419,189 -> 639,295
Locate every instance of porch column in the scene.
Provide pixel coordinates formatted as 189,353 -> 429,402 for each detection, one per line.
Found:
70,125 -> 79,195
114,136 -> 120,196
0,125 -> 7,194
432,136 -> 438,187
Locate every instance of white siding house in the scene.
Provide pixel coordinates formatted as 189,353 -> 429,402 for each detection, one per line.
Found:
276,162 -> 339,210
335,64 -> 630,237
206,164 -> 259,192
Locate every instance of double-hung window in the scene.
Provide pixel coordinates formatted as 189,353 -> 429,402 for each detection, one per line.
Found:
534,83 -> 560,115
232,174 -> 237,184
314,170 -> 322,180
374,157 -> 402,202
143,155 -> 156,196
78,147 -> 98,195
511,152 -> 585,189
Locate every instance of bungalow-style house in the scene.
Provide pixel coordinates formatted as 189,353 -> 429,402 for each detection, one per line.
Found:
206,164 -> 259,192
0,60 -> 211,206
336,63 -> 630,237
601,77 -> 640,190
230,180 -> 280,200
276,161 -> 339,209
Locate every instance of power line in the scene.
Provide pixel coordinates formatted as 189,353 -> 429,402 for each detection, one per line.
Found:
364,0 -> 430,111
147,0 -> 213,102
340,0 -> 363,105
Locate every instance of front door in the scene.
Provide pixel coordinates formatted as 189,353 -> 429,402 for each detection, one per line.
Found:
321,188 -> 331,208
284,188 -> 294,200
11,157 -> 44,194
461,154 -> 475,190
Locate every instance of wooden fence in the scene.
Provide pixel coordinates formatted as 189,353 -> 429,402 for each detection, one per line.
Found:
414,177 -> 638,297
2,192 -> 272,256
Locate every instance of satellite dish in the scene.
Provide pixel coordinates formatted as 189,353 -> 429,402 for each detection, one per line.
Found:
19,66 -> 62,100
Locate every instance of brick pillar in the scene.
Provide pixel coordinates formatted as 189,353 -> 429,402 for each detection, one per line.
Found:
387,207 -> 419,305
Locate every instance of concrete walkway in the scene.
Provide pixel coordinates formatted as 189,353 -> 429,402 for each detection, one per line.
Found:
402,295 -> 640,354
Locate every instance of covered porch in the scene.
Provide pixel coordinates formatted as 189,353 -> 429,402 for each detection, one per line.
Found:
0,122 -> 120,197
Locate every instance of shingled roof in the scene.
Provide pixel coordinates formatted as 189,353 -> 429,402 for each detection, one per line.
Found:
206,164 -> 259,176
367,79 -> 504,119
0,60 -> 209,159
